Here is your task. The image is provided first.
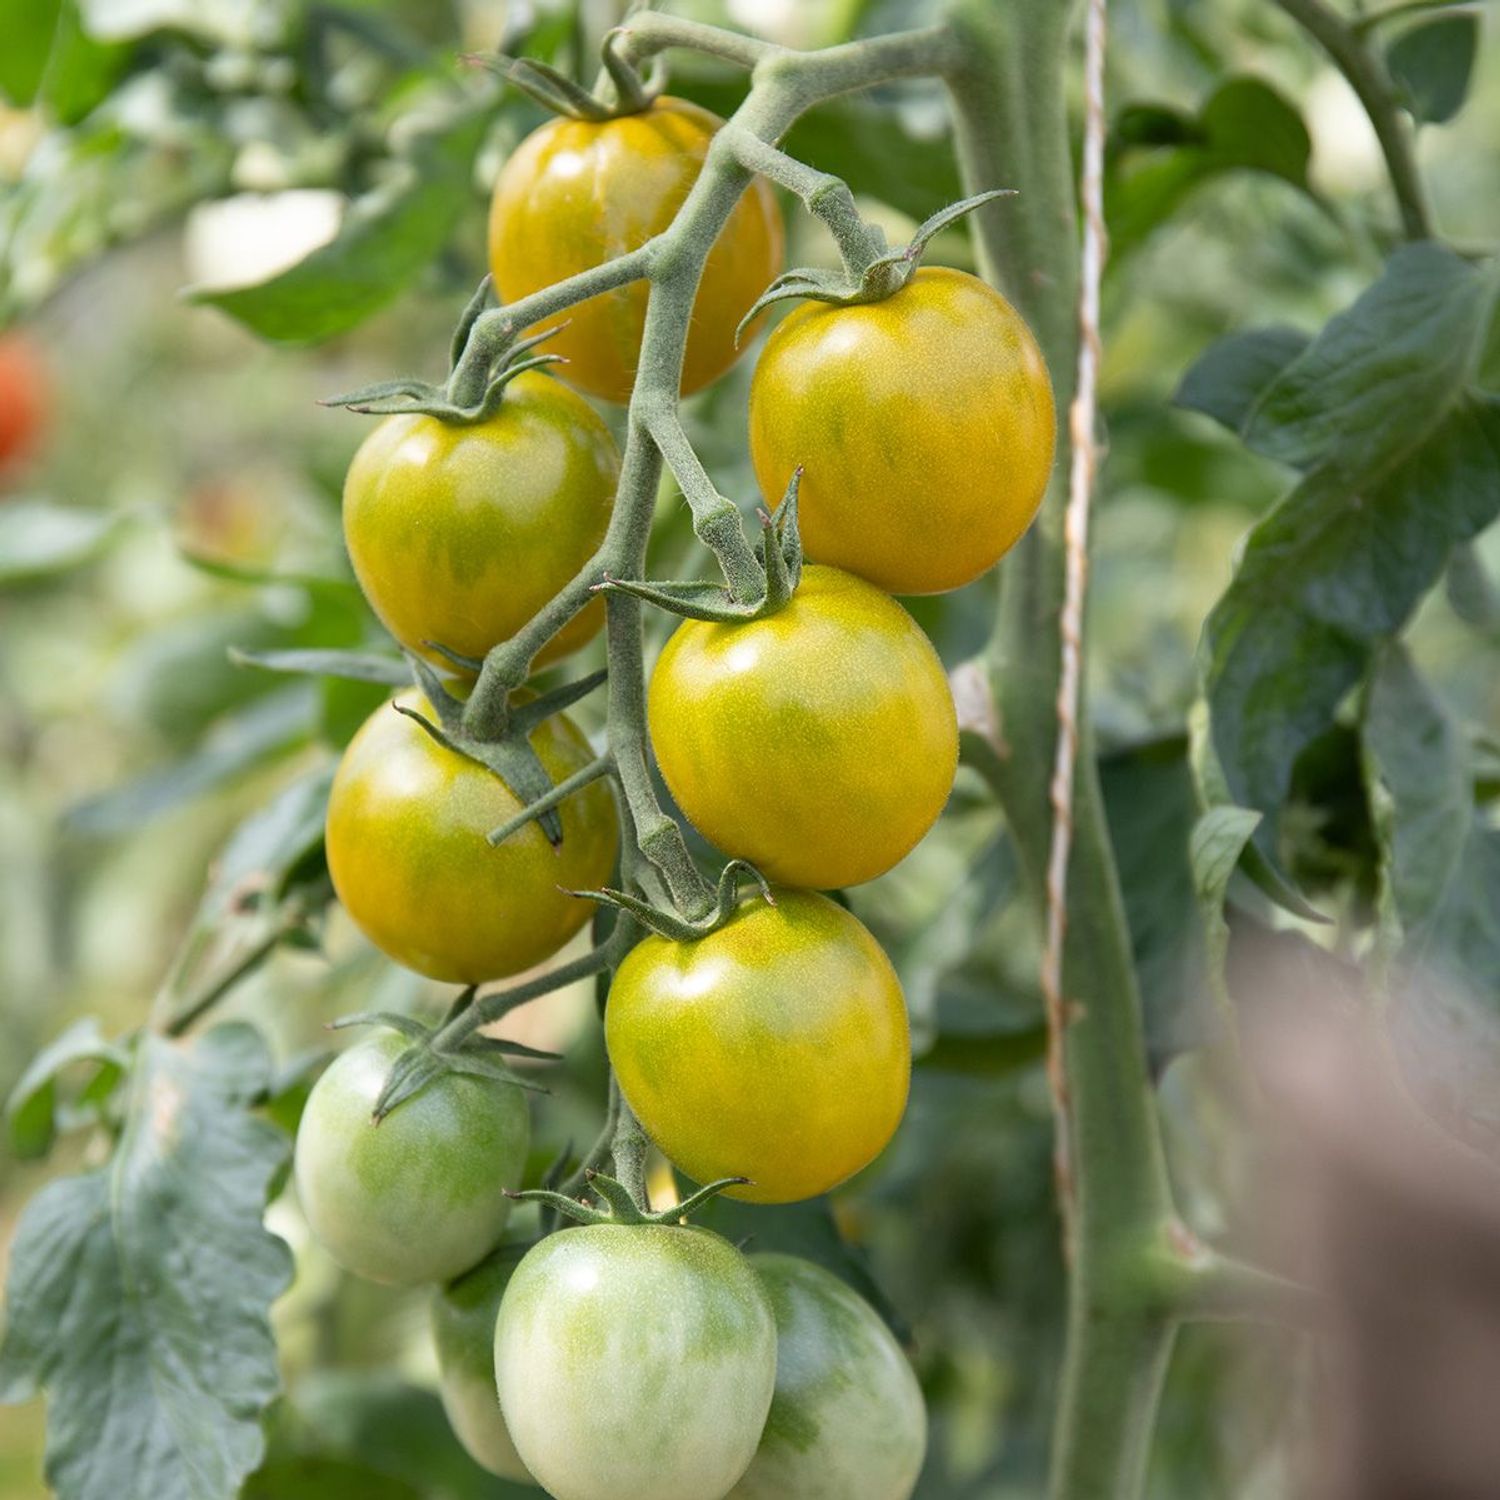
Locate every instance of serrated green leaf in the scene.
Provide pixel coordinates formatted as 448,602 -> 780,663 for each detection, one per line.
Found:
1387,14 -> 1478,126
0,1023 -> 293,1500
1205,397 -> 1500,836
1175,325 -> 1309,435
5,1018 -> 127,1160
0,501 -> 131,585
1244,242 -> 1495,477
191,106 -> 490,344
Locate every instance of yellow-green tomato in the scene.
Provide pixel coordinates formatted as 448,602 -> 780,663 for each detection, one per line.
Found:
605,889 -> 910,1204
294,1031 -> 529,1286
326,692 -> 618,983
342,373 -> 617,674
432,1249 -> 535,1484
728,1254 -> 926,1500
647,564 -> 957,889
748,266 -> 1056,595
488,97 -> 784,404
494,1224 -> 776,1500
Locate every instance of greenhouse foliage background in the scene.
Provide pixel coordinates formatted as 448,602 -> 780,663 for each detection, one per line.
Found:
1,0 -> 1499,1495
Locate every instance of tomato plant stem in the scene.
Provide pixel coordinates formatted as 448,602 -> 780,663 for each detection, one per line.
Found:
1272,0 -> 1434,241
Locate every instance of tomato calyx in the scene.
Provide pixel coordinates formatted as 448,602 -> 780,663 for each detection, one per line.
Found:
466,29 -> 664,123
329,999 -> 559,1123
599,470 -> 804,625
397,658 -> 607,846
736,188 -> 1017,337
322,281 -> 566,425
514,1167 -> 749,1227
567,858 -> 774,944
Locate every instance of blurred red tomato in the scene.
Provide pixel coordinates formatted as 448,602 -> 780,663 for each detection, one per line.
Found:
0,335 -> 51,483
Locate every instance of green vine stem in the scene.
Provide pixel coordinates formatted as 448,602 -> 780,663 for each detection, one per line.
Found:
1273,0 -> 1434,241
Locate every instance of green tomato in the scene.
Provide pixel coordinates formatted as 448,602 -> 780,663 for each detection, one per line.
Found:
495,1224 -> 776,1500
728,1254 -> 926,1500
432,1250 -> 535,1485
293,1031 -> 529,1286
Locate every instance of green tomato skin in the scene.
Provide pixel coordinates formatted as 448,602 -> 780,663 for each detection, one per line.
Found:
495,1224 -> 777,1500
294,1032 -> 529,1287
432,1252 -> 536,1484
727,1254 -> 926,1500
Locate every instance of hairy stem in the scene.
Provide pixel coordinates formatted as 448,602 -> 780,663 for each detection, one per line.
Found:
1273,0 -> 1433,241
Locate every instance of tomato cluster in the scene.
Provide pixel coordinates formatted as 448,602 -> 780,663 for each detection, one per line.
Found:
297,89 -> 1053,1500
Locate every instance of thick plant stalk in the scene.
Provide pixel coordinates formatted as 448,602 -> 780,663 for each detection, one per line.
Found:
943,1 -> 1178,1495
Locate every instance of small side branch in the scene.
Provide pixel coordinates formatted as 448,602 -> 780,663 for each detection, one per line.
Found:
644,405 -> 765,605
725,131 -> 886,277
615,12 -> 776,71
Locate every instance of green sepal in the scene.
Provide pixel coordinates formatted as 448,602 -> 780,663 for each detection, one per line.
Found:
736,188 -> 1016,337
597,476 -> 803,623
321,325 -> 568,425
327,1011 -> 430,1040
421,640 -> 487,675
465,51 -> 616,121
358,1027 -> 550,1124
566,860 -> 773,943
511,1170 -> 750,1227
397,656 -> 567,845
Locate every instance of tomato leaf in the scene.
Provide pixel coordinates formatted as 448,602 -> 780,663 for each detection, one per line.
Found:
0,1024 -> 293,1500
191,105 -> 490,344
1174,325 -> 1309,437
0,501 -> 132,585
1363,648 -> 1500,1155
1106,76 -> 1315,259
1243,242 -> 1496,476
4,1018 -> 128,1161
1386,14 -> 1478,126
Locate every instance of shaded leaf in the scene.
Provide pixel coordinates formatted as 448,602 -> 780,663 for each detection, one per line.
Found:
243,1456 -> 422,1500
1189,805 -> 1261,1013
191,106 -> 490,343
66,686 -> 317,837
0,1024 -> 293,1500
1204,397 -> 1500,829
0,501 -> 131,585
1387,14 -> 1478,126
5,1017 -> 127,1161
1107,76 -> 1314,257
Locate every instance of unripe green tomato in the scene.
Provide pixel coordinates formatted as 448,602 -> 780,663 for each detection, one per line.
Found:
325,691 -> 618,984
728,1254 -> 926,1500
606,889 -> 910,1204
293,1031 -> 529,1286
647,564 -> 957,890
431,1250 -> 535,1484
494,1224 -> 776,1500
342,373 -> 618,674
749,266 -> 1056,596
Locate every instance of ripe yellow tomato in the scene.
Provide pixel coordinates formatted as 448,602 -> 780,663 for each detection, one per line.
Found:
749,266 -> 1056,595
343,372 -> 617,673
606,889 -> 910,1204
488,97 -> 784,404
326,691 -> 618,983
648,564 -> 957,889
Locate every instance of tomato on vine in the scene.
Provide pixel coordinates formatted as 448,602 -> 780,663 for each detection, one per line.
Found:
729,1254 -> 927,1500
494,1222 -> 776,1500
294,1031 -> 530,1286
605,888 -> 910,1204
488,97 -> 784,403
749,266 -> 1055,595
343,372 -> 618,672
648,564 -> 957,890
326,691 -> 618,983
432,1248 -> 534,1483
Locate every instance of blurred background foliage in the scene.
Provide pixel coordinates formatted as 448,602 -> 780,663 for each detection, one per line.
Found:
0,0 -> 1497,1496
